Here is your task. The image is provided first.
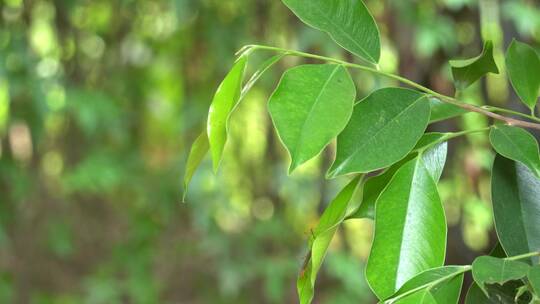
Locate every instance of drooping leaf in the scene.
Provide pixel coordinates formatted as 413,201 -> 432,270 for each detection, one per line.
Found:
489,125 -> 540,178
528,265 -> 540,297
365,152 -> 447,300
386,266 -> 466,304
348,163 -> 401,220
449,40 -> 499,90
349,139 -> 447,220
241,53 -> 286,99
268,64 -> 356,173
471,256 -> 530,295
297,176 -> 362,304
506,40 -> 540,111
207,55 -> 248,172
328,88 -> 430,177
429,97 -> 468,123
491,155 -> 540,264
182,132 -> 209,202
281,0 -> 380,63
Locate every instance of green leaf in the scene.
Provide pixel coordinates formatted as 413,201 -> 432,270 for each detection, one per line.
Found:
207,55 -> 248,172
464,281 -> 528,304
348,162 -> 402,220
392,290 -> 437,304
491,155 -> 540,264
464,244 -> 525,304
297,176 -> 362,304
386,266 -> 466,304
449,40 -> 499,90
328,88 -> 430,177
528,265 -> 540,297
182,132 -> 209,202
365,152 -> 447,300
420,141 -> 448,183
241,53 -> 285,99
489,125 -> 540,178
472,256 -> 530,295
428,98 -> 467,123
506,40 -> 540,111
281,0 -> 380,64
268,64 -> 356,173
349,139 -> 447,220
414,133 -> 447,151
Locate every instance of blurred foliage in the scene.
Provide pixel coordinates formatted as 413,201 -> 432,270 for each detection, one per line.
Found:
0,0 -> 538,303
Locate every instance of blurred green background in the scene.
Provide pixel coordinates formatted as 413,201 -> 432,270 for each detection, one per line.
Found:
0,0 -> 539,303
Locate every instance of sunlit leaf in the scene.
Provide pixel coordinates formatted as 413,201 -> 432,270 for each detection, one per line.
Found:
506,40 -> 540,111
365,151 -> 446,300
328,88 -> 430,177
281,0 -> 380,63
269,64 -> 356,173
207,55 -> 248,172
471,256 -> 530,295
387,266 -> 466,304
348,139 -> 446,220
489,125 -> 540,178
182,132 -> 209,202
392,290 -> 437,304
297,175 -> 362,304
449,40 -> 499,90
491,155 -> 540,264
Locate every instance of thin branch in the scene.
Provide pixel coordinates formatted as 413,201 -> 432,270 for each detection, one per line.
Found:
243,45 -> 540,131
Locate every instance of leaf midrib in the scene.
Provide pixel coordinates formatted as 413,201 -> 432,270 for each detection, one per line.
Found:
334,95 -> 426,174
394,159 -> 421,291
291,65 -> 341,166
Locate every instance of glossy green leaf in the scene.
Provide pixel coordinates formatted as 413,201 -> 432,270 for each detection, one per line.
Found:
182,132 -> 209,202
241,53 -> 285,99
491,155 -> 540,264
489,125 -> 540,178
386,266 -> 466,304
268,64 -> 356,173
281,0 -> 380,63
428,98 -> 468,123
328,88 -> 430,177
528,265 -> 540,297
349,139 -> 447,220
297,176 -> 362,304
506,40 -> 540,111
472,256 -> 530,295
393,290 -> 437,304
366,153 -> 447,300
449,40 -> 499,90
207,55 -> 248,172
420,142 -> 448,183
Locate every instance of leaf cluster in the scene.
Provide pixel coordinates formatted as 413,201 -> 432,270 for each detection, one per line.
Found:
185,1 -> 540,303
